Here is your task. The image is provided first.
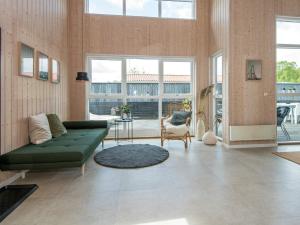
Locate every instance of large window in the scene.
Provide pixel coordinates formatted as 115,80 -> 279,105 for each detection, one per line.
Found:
276,18 -> 300,143
88,56 -> 194,137
86,0 -> 196,20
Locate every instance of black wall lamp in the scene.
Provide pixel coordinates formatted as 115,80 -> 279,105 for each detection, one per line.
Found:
76,1 -> 89,82
76,72 -> 89,81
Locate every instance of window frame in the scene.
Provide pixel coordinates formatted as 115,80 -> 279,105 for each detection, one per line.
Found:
85,0 -> 196,20
277,17 -> 300,47
276,17 -> 300,143
86,55 -> 195,135
277,17 -> 300,99
210,51 -> 223,140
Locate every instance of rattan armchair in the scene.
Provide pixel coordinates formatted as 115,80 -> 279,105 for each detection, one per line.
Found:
160,115 -> 192,149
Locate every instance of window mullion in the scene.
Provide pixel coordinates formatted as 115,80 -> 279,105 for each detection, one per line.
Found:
123,0 -> 126,16
159,60 -> 164,119
85,0 -> 88,13
121,59 -> 127,105
158,0 -> 162,18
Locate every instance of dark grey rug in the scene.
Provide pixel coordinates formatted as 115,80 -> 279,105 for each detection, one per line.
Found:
94,144 -> 169,169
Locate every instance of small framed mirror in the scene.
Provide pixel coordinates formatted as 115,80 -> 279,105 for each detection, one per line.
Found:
19,43 -> 34,78
37,52 -> 49,81
51,59 -> 60,83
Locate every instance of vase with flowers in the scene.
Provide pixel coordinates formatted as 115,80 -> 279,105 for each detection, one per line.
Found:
119,104 -> 131,120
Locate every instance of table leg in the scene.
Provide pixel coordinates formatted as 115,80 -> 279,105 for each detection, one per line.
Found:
128,122 -> 129,141
292,108 -> 296,124
131,121 -> 133,143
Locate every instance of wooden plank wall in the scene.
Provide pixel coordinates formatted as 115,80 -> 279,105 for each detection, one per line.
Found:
226,0 -> 300,146
69,0 -> 210,122
229,0 -> 276,127
276,0 -> 300,16
209,0 -> 230,54
0,0 -> 69,154
227,0 -> 276,146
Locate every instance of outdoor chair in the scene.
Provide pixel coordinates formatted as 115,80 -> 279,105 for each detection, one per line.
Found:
277,106 -> 291,140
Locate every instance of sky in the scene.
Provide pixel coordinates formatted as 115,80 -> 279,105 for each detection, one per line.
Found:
277,21 -> 300,66
88,0 -> 193,19
91,59 -> 192,83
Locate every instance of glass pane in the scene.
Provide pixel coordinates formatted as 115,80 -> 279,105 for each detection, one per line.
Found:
126,0 -> 158,17
162,98 -> 184,117
216,56 -> 223,96
215,98 -> 222,138
39,53 -> 49,80
127,59 -> 159,96
127,98 -> 159,130
163,61 -> 191,94
52,59 -> 60,83
276,101 -> 300,142
277,48 -> 300,89
277,49 -> 300,95
89,99 -> 123,118
127,59 -> 159,75
90,60 -> 122,94
277,21 -> 300,45
20,44 -> 34,77
87,0 -> 123,15
161,0 -> 194,19
163,84 -> 190,94
127,84 -> 159,96
277,47 -> 300,142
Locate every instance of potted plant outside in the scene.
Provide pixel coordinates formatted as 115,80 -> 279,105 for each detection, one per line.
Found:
182,98 -> 192,112
119,104 -> 131,119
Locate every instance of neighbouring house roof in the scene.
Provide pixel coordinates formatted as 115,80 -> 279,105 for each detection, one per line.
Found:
126,74 -> 191,83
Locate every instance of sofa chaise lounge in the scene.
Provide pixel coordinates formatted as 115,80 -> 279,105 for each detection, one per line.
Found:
0,120 -> 109,175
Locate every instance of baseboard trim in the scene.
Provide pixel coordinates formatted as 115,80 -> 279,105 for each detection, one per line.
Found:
223,143 -> 278,149
0,170 -> 28,188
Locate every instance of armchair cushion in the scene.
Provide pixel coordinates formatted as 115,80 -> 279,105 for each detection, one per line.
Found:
165,122 -> 189,136
170,111 -> 192,126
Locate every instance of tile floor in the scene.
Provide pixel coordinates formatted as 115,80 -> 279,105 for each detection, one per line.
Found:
2,139 -> 300,225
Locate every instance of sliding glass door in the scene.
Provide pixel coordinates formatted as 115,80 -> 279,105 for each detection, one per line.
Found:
87,56 -> 195,138
276,18 -> 300,142
211,53 -> 223,139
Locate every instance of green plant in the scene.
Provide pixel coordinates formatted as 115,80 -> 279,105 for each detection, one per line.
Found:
198,84 -> 214,123
119,104 -> 131,114
182,98 -> 192,111
277,61 -> 300,82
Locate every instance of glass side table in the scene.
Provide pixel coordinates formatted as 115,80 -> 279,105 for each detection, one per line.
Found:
114,118 -> 133,144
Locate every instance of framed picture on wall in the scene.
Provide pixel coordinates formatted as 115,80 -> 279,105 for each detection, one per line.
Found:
51,59 -> 60,83
246,59 -> 262,80
37,52 -> 49,81
19,43 -> 34,77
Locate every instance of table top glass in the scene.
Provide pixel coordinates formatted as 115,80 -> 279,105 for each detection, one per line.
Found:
114,118 -> 133,122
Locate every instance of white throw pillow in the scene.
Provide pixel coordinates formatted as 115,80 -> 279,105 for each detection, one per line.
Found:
29,113 -> 52,144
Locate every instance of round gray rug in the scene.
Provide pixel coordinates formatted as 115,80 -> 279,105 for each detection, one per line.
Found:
94,144 -> 169,169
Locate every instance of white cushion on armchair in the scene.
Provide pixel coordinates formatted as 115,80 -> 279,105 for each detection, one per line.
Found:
164,121 -> 189,136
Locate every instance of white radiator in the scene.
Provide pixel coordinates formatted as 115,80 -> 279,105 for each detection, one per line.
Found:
230,125 -> 276,141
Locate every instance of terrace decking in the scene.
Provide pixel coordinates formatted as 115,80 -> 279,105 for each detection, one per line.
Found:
277,123 -> 300,142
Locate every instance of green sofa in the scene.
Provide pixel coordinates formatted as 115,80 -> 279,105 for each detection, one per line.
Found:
0,120 -> 109,175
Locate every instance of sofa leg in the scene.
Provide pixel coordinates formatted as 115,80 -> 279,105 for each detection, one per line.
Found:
21,171 -> 27,179
81,164 -> 85,176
